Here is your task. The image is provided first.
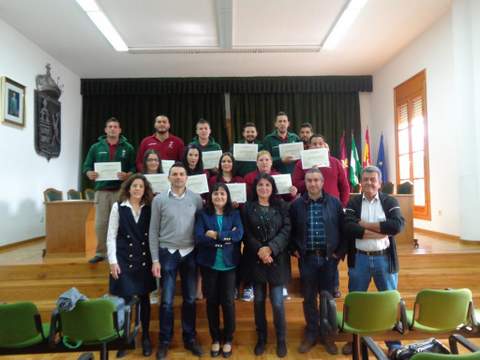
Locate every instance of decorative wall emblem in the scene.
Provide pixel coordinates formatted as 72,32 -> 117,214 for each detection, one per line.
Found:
35,64 -> 63,160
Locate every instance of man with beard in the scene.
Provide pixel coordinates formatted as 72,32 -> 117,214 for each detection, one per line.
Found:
233,122 -> 263,177
136,115 -> 185,171
299,123 -> 313,150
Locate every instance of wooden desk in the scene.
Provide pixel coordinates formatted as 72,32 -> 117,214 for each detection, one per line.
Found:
44,200 -> 96,257
349,193 -> 414,246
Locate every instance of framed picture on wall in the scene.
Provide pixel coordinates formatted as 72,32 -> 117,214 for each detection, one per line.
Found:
1,76 -> 26,127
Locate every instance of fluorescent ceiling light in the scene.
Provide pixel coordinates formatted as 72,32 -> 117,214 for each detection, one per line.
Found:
75,0 -> 128,52
322,0 -> 368,50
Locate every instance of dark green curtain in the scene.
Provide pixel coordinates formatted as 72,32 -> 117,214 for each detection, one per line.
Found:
81,93 -> 226,189
230,92 -> 361,158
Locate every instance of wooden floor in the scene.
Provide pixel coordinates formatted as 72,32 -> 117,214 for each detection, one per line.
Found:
1,233 -> 480,359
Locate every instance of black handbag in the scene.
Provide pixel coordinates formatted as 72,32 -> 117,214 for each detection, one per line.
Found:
392,338 -> 450,360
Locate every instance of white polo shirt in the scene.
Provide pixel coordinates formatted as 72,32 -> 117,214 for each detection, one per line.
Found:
355,193 -> 390,252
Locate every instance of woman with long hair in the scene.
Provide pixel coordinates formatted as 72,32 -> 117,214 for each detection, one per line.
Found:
242,173 -> 291,358
107,173 -> 156,357
142,149 -> 163,174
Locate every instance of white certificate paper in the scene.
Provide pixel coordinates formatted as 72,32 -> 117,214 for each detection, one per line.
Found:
278,142 -> 304,160
145,174 -> 170,193
272,174 -> 293,195
187,174 -> 209,194
233,143 -> 258,162
226,183 -> 247,203
202,150 -> 223,170
94,162 -> 121,181
301,148 -> 330,169
161,160 -> 175,173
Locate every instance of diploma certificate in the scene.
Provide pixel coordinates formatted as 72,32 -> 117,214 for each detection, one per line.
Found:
233,143 -> 258,162
278,142 -> 304,160
301,148 -> 330,169
145,174 -> 170,193
226,183 -> 247,203
187,174 -> 209,194
161,160 -> 175,173
202,150 -> 223,170
272,174 -> 293,195
94,162 -> 121,181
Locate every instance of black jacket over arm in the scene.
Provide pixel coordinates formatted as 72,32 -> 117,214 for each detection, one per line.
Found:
241,199 -> 291,286
344,192 -> 405,273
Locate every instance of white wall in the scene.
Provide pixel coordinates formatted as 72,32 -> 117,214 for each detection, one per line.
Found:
369,10 -> 460,236
0,19 -> 82,246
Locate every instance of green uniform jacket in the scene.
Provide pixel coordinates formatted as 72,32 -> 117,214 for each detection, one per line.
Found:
230,139 -> 263,177
82,135 -> 136,191
189,136 -> 222,152
262,130 -> 301,174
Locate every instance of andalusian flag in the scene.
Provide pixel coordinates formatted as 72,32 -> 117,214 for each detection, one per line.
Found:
339,131 -> 348,178
349,134 -> 362,187
362,127 -> 371,167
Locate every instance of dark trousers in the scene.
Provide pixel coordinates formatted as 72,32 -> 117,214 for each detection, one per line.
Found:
158,249 -> 197,345
298,254 -> 338,340
253,283 -> 286,342
124,294 -> 151,338
201,266 -> 236,342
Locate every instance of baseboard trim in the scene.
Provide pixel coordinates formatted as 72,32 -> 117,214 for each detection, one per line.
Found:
414,228 -> 460,241
0,237 -> 44,252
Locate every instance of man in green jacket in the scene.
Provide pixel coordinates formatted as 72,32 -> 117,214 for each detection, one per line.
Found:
82,117 -> 136,264
189,118 -> 222,152
262,112 -> 301,174
231,122 -> 263,177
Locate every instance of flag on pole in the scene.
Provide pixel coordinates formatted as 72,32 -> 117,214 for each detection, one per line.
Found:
376,133 -> 388,182
339,131 -> 348,178
362,127 -> 371,167
349,133 -> 362,187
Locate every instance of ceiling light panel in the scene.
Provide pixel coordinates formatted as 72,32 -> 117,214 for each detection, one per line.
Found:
98,0 -> 218,48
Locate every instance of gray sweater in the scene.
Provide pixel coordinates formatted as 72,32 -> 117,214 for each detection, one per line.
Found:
149,189 -> 203,262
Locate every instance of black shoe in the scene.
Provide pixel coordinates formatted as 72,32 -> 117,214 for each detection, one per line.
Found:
156,343 -> 168,360
142,336 -> 152,357
222,342 -> 232,358
88,255 -> 105,264
342,342 -> 353,355
298,337 -> 316,353
116,349 -> 127,358
276,341 -> 287,358
323,338 -> 338,355
254,340 -> 266,356
185,340 -> 204,356
210,342 -> 221,357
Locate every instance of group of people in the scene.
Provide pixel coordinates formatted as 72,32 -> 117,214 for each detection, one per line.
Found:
82,112 -> 405,359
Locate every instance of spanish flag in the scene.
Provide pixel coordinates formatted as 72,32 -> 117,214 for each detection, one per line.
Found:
362,127 -> 371,167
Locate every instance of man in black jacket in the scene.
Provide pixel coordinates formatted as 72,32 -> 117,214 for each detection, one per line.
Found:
342,165 -> 405,355
290,168 -> 346,355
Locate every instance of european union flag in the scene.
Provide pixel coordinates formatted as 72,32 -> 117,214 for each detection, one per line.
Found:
376,133 -> 388,182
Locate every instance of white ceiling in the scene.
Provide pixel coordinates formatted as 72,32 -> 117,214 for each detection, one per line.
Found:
0,0 -> 451,78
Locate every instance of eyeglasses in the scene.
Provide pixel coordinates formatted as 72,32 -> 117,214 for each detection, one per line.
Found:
146,158 -> 159,162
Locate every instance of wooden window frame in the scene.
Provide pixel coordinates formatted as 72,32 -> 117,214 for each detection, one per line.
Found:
394,70 -> 431,220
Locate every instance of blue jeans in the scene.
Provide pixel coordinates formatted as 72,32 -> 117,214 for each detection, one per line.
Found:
158,248 -> 197,345
299,254 -> 338,339
254,283 -> 286,342
348,252 -> 400,350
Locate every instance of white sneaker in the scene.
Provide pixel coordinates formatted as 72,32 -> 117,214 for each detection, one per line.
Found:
241,287 -> 254,302
282,287 -> 290,300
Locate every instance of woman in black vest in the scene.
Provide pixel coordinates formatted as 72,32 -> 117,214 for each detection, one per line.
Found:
242,173 -> 291,358
107,173 -> 156,357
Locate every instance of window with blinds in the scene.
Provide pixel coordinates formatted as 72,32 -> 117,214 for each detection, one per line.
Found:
394,70 -> 431,220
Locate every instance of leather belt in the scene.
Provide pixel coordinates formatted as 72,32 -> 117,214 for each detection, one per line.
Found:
305,249 -> 327,257
357,249 -> 389,256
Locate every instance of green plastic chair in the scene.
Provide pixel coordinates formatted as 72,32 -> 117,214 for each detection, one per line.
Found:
53,298 -> 137,360
84,188 -> 95,201
67,189 -> 83,200
43,188 -> 63,202
338,290 -> 406,359
0,302 -> 49,349
407,289 -> 472,333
